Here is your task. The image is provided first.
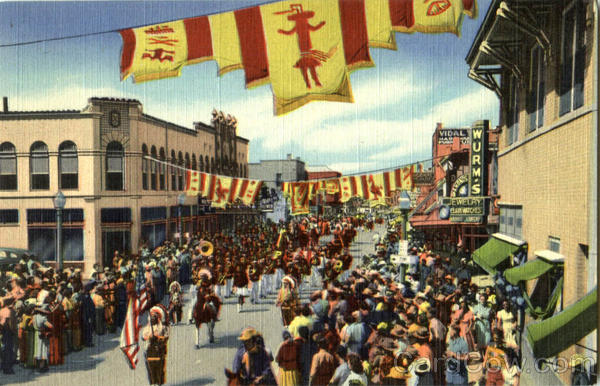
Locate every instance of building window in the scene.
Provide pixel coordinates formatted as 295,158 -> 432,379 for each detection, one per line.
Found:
30,141 -> 49,190
559,1 -> 586,116
159,148 -> 166,190
275,173 -> 282,187
0,209 -> 18,224
0,142 -> 17,190
170,150 -> 177,191
178,152 -> 184,191
192,154 -> 197,171
27,208 -> 84,261
199,155 -> 204,172
101,208 -> 131,266
506,76 -> 519,146
141,144 -> 148,190
150,146 -> 157,191
527,45 -> 545,131
106,141 -> 124,191
549,236 -> 561,253
58,141 -> 78,190
499,205 -> 523,240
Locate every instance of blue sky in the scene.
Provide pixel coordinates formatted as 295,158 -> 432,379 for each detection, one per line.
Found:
0,0 -> 498,174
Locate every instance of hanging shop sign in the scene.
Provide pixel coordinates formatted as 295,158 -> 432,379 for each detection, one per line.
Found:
470,121 -> 489,196
413,172 -> 434,186
450,174 -> 470,197
442,197 -> 486,223
438,129 -> 470,145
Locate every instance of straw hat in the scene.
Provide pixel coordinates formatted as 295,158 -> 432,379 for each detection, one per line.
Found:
238,327 -> 258,341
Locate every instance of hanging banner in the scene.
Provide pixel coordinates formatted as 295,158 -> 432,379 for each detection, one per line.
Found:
120,0 -> 478,115
184,169 -> 262,207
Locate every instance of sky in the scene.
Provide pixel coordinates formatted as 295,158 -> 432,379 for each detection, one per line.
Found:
0,0 -> 499,174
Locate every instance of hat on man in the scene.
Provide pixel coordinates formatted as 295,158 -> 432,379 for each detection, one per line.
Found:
410,326 -> 429,341
238,327 -> 258,341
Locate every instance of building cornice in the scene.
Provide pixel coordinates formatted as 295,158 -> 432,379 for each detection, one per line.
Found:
0,111 -> 100,120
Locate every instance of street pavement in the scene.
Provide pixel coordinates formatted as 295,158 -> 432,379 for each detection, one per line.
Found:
4,225 -> 383,386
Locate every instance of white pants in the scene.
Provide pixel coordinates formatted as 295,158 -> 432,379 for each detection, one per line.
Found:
187,284 -> 197,321
225,278 -> 233,297
250,281 -> 260,303
275,269 -> 284,290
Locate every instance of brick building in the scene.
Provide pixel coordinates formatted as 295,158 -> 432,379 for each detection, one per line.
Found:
409,121 -> 499,253
467,0 -> 597,381
0,97 -> 250,275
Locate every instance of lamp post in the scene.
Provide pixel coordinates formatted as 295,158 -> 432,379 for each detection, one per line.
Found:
397,191 -> 411,284
177,193 -> 186,247
53,191 -> 66,271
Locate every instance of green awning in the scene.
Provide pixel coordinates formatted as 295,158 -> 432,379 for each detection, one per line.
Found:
472,236 -> 521,274
505,258 -> 556,285
525,287 -> 597,359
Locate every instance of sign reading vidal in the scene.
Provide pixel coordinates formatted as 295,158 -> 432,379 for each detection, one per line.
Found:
470,120 -> 489,196
438,129 -> 470,145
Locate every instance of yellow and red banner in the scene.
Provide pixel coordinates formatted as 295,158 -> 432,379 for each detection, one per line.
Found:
185,170 -> 262,208
120,0 -> 477,115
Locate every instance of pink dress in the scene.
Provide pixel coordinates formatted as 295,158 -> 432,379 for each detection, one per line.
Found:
459,310 -> 476,352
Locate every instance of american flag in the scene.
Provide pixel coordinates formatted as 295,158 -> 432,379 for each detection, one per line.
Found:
119,283 -> 148,369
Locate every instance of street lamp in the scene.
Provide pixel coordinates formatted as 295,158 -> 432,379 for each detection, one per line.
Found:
398,191 -> 411,241
177,193 -> 186,246
53,191 -> 66,271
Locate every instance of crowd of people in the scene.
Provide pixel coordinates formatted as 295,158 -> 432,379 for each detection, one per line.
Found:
0,214 -> 531,385
221,217 -> 527,386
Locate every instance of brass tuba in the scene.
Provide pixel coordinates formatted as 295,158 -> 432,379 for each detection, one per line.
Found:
200,241 -> 214,256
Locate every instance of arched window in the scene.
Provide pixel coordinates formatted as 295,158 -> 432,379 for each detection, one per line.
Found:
243,165 -> 247,178
210,157 -> 215,173
159,147 -> 166,190
30,141 -> 49,190
150,146 -> 158,190
239,163 -> 243,178
191,154 -> 197,171
199,154 -> 204,172
106,141 -> 124,191
141,144 -> 148,190
170,150 -> 177,191
178,152 -> 184,191
59,141 -> 78,189
0,142 -> 17,190
205,156 -> 209,173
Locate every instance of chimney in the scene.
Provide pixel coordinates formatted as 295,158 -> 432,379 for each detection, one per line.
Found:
2,97 -> 7,113
436,122 -> 442,130
287,153 -> 293,160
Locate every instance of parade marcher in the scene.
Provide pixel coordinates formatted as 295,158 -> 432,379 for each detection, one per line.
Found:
192,270 -> 221,346
168,281 -> 183,324
142,305 -> 170,386
233,259 -> 250,313
277,276 -> 298,327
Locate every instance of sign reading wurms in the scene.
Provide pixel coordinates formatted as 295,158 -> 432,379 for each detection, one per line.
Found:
470,121 -> 489,196
442,197 -> 485,223
438,129 -> 470,145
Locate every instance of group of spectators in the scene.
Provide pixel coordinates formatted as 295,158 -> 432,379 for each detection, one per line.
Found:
229,223 -> 526,386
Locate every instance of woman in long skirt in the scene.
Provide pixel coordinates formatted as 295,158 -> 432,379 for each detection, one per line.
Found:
33,304 -> 53,372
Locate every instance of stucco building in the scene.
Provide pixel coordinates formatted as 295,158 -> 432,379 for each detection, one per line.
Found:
0,97 -> 249,274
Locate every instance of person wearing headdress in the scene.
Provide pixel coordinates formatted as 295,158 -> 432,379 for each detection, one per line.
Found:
33,303 -> 53,372
142,305 -> 170,385
277,276 -> 298,327
192,270 -> 221,346
168,281 -> 183,324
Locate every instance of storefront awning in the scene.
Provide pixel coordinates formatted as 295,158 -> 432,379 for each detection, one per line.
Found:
504,258 -> 556,285
472,233 -> 524,274
525,287 -> 597,359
